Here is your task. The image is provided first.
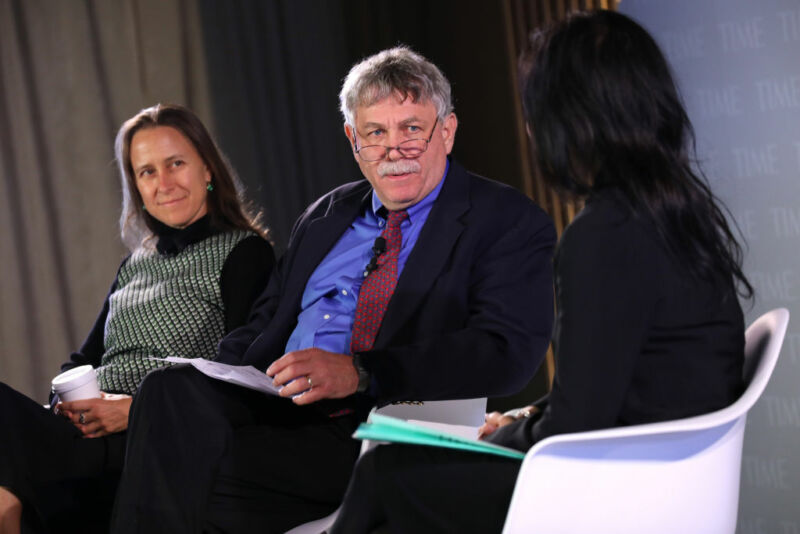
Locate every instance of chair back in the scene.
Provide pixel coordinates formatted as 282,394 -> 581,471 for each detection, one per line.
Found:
741,308 -> 789,408
501,308 -> 790,534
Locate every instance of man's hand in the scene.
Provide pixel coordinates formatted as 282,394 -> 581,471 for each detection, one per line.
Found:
266,348 -> 359,405
57,393 -> 133,438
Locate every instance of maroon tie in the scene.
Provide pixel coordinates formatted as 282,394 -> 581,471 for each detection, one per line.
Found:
350,209 -> 408,354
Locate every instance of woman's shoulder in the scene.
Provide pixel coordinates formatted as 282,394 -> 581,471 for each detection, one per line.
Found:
559,189 -> 665,274
221,232 -> 275,268
226,232 -> 273,258
195,227 -> 268,253
562,190 -> 638,245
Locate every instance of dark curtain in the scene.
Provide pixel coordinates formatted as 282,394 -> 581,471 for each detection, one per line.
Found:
198,0 -> 358,252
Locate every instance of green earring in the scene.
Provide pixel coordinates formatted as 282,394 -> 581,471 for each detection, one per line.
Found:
142,204 -> 146,211
207,183 -> 214,192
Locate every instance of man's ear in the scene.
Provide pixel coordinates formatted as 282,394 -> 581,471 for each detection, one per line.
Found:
344,123 -> 357,153
441,113 -> 458,154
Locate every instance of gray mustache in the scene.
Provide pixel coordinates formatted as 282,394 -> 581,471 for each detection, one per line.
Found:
377,160 -> 421,177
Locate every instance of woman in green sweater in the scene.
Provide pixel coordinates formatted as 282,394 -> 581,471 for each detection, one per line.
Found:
0,104 -> 274,533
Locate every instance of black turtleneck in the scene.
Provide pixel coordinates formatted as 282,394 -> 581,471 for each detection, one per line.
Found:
58,217 -> 275,387
150,215 -> 221,255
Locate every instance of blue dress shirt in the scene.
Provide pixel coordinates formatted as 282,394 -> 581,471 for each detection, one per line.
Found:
284,161 -> 449,355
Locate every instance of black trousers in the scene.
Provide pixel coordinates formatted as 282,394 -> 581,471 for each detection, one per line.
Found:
329,444 -> 523,534
0,382 -> 125,533
110,365 -> 362,534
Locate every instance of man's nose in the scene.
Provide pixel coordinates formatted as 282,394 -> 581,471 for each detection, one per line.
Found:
386,145 -> 405,161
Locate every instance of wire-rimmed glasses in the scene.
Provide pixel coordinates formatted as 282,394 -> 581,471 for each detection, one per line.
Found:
353,117 -> 439,162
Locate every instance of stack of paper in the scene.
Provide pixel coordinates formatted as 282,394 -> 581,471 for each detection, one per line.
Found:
353,413 -> 525,460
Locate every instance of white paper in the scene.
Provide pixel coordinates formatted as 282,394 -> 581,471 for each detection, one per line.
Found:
156,357 -> 281,396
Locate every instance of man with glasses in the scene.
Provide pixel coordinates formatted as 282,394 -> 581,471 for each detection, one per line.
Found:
111,47 -> 556,534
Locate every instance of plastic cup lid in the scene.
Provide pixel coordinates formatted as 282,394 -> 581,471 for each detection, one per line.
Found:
51,365 -> 96,392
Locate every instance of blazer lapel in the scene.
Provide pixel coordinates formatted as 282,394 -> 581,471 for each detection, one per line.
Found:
374,160 -> 471,347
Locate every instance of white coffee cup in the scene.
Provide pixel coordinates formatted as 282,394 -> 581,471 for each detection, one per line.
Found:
51,365 -> 101,402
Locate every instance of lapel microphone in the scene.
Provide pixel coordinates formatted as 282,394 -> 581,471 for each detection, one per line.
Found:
363,237 -> 387,278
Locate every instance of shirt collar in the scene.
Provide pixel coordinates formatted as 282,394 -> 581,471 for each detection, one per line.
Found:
370,159 -> 449,223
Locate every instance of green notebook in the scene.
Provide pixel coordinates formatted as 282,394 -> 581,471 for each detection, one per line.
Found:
353,413 -> 526,460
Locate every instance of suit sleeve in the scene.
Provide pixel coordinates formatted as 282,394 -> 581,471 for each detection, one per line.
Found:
363,205 -> 557,404
488,218 -> 657,452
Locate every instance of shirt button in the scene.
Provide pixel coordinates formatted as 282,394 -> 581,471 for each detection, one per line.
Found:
323,314 -> 331,320
342,289 -> 348,296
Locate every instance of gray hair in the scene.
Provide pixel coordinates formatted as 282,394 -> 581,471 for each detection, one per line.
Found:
339,46 -> 454,126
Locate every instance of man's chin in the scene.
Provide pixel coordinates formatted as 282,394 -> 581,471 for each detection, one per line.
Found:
380,193 -> 416,211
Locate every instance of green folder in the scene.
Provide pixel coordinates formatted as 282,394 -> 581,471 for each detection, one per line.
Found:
353,413 -> 526,460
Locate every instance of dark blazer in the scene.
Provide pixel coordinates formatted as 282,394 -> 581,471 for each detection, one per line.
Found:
490,188 -> 745,452
217,159 -> 556,413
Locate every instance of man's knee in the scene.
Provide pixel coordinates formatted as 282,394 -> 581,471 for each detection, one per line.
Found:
136,363 -> 204,397
134,363 -> 242,427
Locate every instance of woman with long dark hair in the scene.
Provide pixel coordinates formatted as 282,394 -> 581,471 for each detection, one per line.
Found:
0,104 -> 274,533
328,10 -> 751,533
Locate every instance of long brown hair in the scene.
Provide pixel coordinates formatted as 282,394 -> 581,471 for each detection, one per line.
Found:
115,103 -> 267,250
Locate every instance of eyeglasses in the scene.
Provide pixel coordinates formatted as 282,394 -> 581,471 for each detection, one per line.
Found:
353,117 -> 439,162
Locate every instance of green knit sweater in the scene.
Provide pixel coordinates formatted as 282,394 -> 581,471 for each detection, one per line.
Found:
95,229 -> 253,394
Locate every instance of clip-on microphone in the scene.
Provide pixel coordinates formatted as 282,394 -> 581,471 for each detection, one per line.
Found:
363,236 -> 387,277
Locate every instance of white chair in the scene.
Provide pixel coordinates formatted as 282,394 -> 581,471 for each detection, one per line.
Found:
285,397 -> 487,534
501,308 -> 790,534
